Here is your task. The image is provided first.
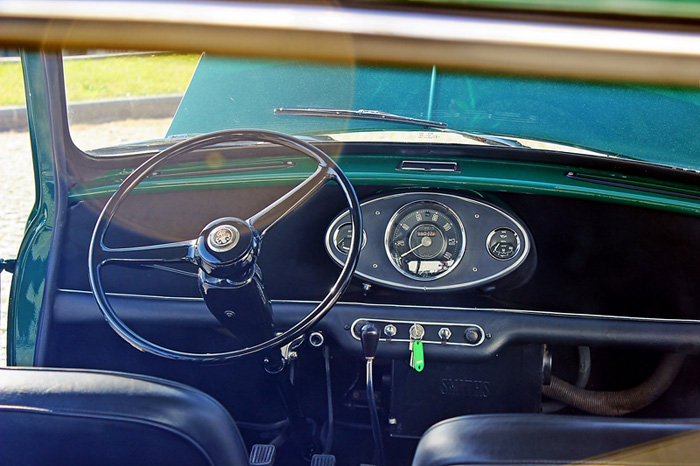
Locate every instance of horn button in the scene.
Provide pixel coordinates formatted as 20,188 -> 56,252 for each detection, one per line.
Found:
197,217 -> 260,279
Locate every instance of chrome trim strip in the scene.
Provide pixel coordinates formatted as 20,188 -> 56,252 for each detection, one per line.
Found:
272,299 -> 700,324
398,161 -> 460,172
57,288 -> 204,301
350,317 -> 485,347
55,290 -> 700,325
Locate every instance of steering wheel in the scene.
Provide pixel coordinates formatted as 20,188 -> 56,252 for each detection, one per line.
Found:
88,130 -> 362,363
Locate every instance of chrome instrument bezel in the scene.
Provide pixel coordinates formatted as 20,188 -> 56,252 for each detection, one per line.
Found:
331,222 -> 367,254
486,227 -> 521,261
324,192 -> 532,291
383,200 -> 467,281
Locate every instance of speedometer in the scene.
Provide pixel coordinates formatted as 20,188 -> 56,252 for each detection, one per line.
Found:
385,200 -> 466,280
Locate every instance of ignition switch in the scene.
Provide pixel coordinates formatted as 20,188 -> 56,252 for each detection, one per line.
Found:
409,324 -> 425,372
409,323 -> 425,340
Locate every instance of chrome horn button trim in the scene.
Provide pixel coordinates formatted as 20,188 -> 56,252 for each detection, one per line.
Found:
207,224 -> 240,253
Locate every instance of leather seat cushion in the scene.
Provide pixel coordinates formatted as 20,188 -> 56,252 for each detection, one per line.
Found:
412,414 -> 700,466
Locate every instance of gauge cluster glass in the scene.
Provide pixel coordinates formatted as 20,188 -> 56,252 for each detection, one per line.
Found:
385,201 -> 466,280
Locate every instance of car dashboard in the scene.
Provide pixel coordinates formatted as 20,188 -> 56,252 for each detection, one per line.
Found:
37,140 -> 700,441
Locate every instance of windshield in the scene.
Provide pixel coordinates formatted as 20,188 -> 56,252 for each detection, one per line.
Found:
64,52 -> 700,170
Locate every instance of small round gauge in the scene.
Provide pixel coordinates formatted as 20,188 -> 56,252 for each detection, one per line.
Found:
332,223 -> 366,254
385,201 -> 466,280
487,227 -> 520,260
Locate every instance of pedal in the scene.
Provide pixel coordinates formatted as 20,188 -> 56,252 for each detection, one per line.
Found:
249,444 -> 276,466
311,454 -> 336,466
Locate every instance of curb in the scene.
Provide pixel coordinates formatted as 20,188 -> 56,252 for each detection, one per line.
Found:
0,95 -> 182,132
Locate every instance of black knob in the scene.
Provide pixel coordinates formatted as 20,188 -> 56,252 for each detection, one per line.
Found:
464,327 -> 482,344
361,323 -> 380,360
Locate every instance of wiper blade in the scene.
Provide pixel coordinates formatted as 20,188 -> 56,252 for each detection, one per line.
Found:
275,108 -> 448,129
274,107 -> 524,148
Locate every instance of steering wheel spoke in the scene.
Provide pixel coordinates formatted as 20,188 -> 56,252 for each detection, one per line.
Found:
96,240 -> 196,265
249,166 -> 332,237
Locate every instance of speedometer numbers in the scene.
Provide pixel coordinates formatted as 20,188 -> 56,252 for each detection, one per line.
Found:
386,201 -> 466,280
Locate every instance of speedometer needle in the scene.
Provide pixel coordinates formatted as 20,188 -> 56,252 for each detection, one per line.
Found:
400,236 -> 432,258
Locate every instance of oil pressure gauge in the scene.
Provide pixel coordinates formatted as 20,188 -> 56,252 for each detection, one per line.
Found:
385,200 -> 466,280
487,227 -> 520,260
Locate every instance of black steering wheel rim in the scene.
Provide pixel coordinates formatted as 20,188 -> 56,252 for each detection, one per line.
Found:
88,129 -> 362,363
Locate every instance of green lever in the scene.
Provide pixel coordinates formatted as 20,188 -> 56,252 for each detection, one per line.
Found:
411,340 -> 425,372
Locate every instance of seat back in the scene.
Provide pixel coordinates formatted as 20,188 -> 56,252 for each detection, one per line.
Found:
0,367 -> 249,466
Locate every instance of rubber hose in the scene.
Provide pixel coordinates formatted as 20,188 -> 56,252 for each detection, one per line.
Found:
542,346 -> 591,414
542,353 -> 685,416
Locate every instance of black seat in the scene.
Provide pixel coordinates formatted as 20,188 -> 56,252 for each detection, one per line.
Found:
412,414 -> 700,466
0,366 -> 249,466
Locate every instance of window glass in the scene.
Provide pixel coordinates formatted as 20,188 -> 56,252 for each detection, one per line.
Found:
63,51 -> 199,151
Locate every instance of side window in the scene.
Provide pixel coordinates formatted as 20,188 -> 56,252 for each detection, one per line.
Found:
62,51 -> 199,152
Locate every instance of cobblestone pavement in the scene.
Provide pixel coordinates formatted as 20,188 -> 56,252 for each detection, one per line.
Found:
0,118 -> 170,364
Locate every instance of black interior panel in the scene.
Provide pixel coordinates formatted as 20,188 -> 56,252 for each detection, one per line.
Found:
59,185 -> 700,320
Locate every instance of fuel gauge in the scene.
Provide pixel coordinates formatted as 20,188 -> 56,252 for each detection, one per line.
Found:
487,227 -> 520,260
332,223 -> 366,254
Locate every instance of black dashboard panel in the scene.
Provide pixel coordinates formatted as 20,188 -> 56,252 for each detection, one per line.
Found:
325,192 -> 531,291
57,181 -> 700,322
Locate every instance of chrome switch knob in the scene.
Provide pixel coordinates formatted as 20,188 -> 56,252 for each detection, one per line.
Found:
438,327 -> 452,342
384,324 -> 397,338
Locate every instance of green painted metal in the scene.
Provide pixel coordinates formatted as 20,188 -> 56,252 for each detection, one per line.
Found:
7,52 -> 57,366
169,56 -> 700,171
68,154 -> 700,217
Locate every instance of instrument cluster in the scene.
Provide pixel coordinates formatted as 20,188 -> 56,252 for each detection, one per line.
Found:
325,192 -> 531,291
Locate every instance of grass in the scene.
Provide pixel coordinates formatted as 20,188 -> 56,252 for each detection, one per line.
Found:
0,52 -> 200,107
0,60 -> 24,106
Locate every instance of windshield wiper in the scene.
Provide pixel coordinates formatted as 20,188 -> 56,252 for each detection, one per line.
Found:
275,108 -> 448,128
274,107 -> 526,148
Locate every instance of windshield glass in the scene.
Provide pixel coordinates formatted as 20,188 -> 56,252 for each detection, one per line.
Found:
65,52 -> 700,170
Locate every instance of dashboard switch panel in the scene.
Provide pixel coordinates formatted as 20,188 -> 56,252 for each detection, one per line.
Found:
352,318 -> 486,347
